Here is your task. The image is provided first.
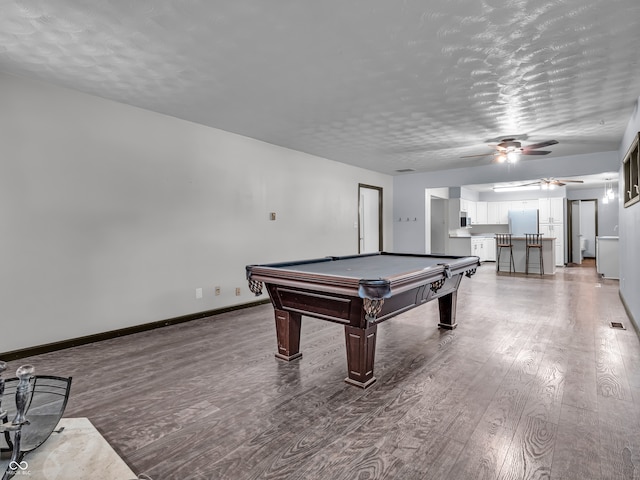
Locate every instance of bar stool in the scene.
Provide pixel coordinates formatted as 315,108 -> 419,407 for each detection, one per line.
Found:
525,233 -> 544,275
495,233 -> 515,273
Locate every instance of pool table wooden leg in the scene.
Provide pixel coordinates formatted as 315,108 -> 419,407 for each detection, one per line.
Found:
437,291 -> 458,329
274,309 -> 302,361
344,323 -> 377,388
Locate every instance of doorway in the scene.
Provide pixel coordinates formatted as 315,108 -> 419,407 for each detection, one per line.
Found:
568,199 -> 598,264
430,196 -> 447,254
358,184 -> 383,253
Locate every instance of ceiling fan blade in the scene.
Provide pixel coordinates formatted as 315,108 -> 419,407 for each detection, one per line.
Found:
521,150 -> 552,155
557,179 -> 584,183
460,153 -> 495,158
522,140 -> 559,150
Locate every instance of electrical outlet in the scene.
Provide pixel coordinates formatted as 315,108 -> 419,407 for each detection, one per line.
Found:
195,288 -> 203,299
235,287 -> 241,296
215,286 -> 221,296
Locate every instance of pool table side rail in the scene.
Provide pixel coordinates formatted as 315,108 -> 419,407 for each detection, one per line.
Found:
246,253 -> 480,299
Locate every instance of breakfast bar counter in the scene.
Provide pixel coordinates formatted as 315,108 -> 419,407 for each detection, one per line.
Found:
496,236 -> 556,275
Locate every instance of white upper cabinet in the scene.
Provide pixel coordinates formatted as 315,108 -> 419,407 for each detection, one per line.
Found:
498,201 -> 511,224
475,201 -> 488,224
539,197 -> 564,224
487,202 -> 500,224
466,201 -> 477,223
487,201 -> 510,224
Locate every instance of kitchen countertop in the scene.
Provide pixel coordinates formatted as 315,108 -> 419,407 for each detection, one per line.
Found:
510,236 -> 556,240
450,234 -> 556,239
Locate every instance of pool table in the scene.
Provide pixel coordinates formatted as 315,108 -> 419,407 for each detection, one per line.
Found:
246,252 -> 480,388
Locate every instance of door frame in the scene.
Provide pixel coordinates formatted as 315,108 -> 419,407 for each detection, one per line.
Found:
567,198 -> 598,264
358,184 -> 383,253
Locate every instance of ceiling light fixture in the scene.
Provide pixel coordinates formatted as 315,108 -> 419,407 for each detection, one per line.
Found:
493,185 -> 540,193
602,179 -> 615,203
506,150 -> 520,163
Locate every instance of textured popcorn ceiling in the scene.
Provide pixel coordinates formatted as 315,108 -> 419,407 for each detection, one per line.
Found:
1,0 -> 640,175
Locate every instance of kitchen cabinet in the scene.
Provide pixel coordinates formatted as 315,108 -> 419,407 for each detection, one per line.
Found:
484,237 -> 496,261
539,197 -> 564,224
539,223 -> 565,266
487,202 -> 500,223
466,201 -> 477,224
498,202 -> 511,224
475,201 -> 488,224
487,201 -> 510,224
449,236 -> 495,262
538,197 -> 564,265
471,237 -> 483,259
471,237 -> 496,262
449,198 -> 471,230
458,199 -> 477,223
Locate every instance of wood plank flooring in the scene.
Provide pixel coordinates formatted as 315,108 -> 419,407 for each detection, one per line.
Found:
3,262 -> 638,479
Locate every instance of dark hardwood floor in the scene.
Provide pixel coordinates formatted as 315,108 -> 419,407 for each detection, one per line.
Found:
3,261 -> 638,479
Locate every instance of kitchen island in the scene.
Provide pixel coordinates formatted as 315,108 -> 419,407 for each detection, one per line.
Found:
496,236 -> 556,275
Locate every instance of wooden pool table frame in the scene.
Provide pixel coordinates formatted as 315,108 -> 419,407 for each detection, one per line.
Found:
246,252 -> 479,388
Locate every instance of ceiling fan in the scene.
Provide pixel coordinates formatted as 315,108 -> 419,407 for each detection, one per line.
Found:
492,177 -> 584,192
462,138 -> 559,163
522,177 -> 585,188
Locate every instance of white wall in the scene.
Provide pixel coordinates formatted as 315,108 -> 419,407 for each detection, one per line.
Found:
0,73 -> 393,353
394,152 -> 620,253
619,97 -> 640,329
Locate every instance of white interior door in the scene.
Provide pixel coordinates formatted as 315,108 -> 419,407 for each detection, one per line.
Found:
571,200 -> 582,264
359,185 -> 382,253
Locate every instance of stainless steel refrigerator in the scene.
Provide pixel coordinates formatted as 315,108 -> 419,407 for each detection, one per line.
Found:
508,209 -> 539,236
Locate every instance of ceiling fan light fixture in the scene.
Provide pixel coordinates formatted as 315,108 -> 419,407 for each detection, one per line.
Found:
506,151 -> 519,163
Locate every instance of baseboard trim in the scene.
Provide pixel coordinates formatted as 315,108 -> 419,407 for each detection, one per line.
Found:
0,299 -> 271,362
619,290 -> 639,337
